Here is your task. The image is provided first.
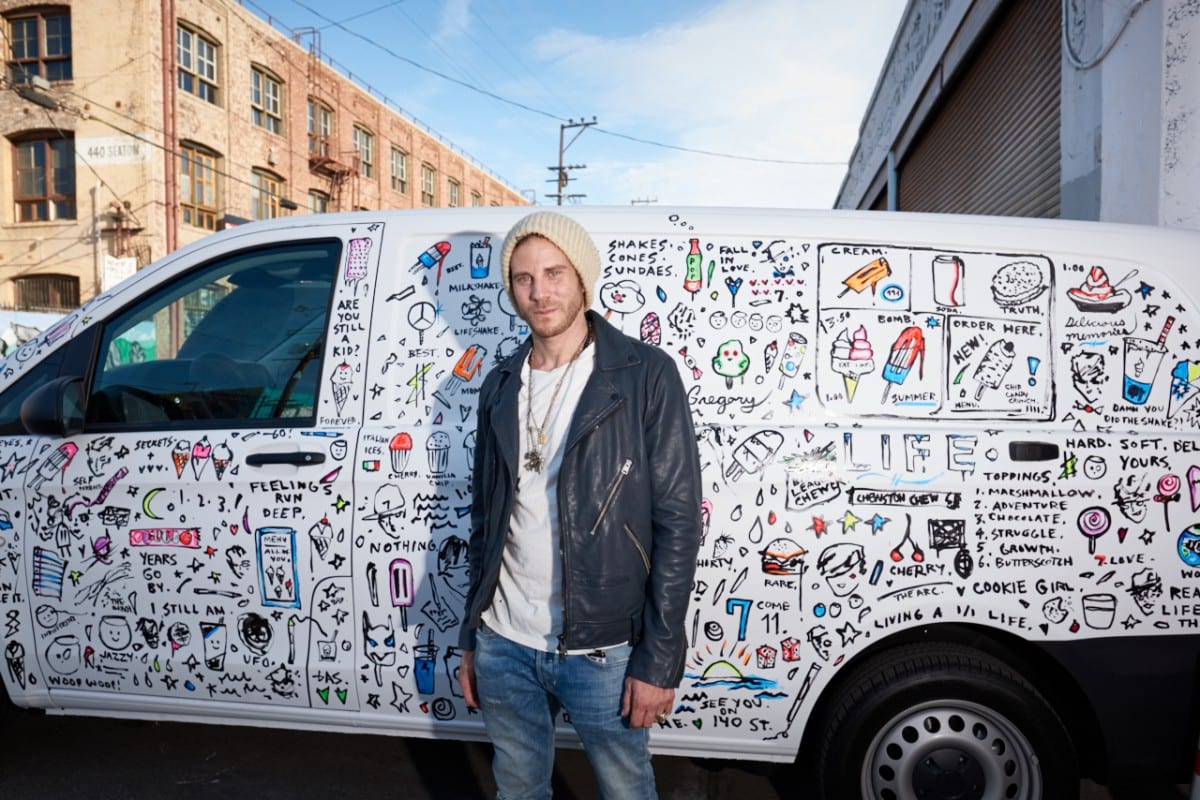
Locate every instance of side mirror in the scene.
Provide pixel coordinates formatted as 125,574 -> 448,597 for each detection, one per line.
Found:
21,376 -> 85,436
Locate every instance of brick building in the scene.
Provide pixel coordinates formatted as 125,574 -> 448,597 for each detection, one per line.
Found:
0,0 -> 528,318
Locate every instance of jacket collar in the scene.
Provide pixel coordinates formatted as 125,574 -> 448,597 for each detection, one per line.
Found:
488,310 -> 639,466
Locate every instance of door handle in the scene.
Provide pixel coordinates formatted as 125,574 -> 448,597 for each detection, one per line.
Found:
1008,441 -> 1059,461
245,451 -> 326,466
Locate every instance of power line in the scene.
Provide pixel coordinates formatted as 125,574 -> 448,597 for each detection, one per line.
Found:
278,0 -> 845,168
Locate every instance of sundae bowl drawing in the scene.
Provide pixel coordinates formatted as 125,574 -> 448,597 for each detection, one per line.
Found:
1067,266 -> 1134,313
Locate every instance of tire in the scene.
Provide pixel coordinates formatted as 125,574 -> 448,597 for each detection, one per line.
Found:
813,641 -> 1078,800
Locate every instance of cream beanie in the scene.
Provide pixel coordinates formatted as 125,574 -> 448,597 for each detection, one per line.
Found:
500,211 -> 600,309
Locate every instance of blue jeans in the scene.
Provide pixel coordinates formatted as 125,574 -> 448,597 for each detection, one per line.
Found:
474,625 -> 657,800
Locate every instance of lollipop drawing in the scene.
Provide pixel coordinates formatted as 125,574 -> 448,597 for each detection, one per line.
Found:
712,339 -> 750,389
1077,506 -> 1111,554
1168,360 -> 1200,419
881,326 -> 926,402
838,257 -> 891,298
830,326 -> 875,402
972,339 -> 1016,401
1155,474 -> 1181,530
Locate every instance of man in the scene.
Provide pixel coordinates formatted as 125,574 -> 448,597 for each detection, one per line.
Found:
458,210 -> 702,799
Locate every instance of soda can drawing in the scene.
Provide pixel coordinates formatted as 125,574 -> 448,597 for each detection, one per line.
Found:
932,254 -> 965,307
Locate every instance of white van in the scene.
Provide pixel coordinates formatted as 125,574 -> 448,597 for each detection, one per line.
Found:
1,207 -> 1197,799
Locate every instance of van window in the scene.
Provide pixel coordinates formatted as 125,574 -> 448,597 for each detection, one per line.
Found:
0,351 -> 65,434
86,240 -> 340,427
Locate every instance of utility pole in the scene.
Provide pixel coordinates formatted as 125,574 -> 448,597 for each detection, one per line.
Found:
547,117 -> 596,205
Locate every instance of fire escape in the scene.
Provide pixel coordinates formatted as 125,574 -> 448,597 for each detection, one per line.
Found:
298,27 -> 359,211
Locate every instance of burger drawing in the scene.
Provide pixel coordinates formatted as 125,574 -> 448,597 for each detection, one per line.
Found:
760,537 -> 807,575
990,260 -> 1048,307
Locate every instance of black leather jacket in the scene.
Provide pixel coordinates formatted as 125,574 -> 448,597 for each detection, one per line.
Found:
459,311 -> 703,689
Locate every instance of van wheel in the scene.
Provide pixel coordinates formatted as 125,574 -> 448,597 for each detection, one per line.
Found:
813,642 -> 1078,800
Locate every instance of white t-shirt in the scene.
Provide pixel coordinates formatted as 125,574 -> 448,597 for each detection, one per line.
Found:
482,345 -> 595,652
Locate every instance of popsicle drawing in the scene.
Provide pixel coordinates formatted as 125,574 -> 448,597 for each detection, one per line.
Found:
838,257 -> 891,298
972,339 -> 1016,401
881,326 -> 926,402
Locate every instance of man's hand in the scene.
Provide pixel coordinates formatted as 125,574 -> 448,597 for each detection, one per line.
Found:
621,675 -> 674,729
459,649 -> 478,709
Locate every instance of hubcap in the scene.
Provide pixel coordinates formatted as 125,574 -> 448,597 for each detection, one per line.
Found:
861,700 -> 1042,800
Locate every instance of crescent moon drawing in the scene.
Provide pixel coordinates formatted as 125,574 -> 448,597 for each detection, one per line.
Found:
142,487 -> 164,520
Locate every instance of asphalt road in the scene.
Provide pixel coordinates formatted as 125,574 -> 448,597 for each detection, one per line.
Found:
0,704 -> 1187,799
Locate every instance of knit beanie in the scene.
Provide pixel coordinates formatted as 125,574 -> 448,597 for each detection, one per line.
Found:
500,211 -> 600,309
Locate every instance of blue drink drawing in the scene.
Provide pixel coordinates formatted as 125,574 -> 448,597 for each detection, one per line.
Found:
470,238 -> 492,279
1122,317 -> 1174,405
414,628 -> 437,694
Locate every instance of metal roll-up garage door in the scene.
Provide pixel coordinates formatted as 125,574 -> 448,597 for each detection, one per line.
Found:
898,0 -> 1061,218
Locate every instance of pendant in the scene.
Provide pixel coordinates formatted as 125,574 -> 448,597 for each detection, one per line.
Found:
523,449 -> 544,473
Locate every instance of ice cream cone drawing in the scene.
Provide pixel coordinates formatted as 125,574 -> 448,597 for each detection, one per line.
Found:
1168,360 -> 1200,418
972,340 -> 1016,401
830,326 -> 875,402
171,442 -> 190,479
191,436 -> 212,480
330,362 -> 353,415
881,327 -> 926,402
212,441 -> 232,481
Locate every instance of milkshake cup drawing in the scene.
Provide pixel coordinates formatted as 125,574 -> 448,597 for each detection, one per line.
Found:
470,237 -> 492,279
1081,593 -> 1116,630
414,629 -> 438,694
1122,316 -> 1174,404
932,254 -> 965,307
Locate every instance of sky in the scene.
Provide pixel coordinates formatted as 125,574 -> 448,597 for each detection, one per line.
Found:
244,0 -> 909,208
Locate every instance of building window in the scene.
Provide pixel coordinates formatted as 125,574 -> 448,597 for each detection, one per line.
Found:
7,9 -> 72,84
390,147 -> 408,193
179,142 -> 217,230
11,133 -> 75,222
177,23 -> 218,104
252,170 -> 284,220
307,99 -> 333,156
420,163 -> 436,206
447,178 -> 460,207
470,191 -> 482,207
353,125 -> 374,179
251,66 -> 282,134
308,190 -> 329,214
14,274 -> 78,312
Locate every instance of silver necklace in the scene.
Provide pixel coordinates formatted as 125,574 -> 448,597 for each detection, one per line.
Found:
523,322 -> 592,473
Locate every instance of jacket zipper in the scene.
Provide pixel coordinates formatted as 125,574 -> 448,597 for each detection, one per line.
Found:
589,458 -> 633,535
623,523 -> 651,575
